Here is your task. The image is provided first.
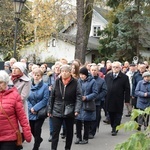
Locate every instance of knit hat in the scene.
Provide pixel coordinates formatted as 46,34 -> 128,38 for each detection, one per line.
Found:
142,71 -> 150,78
13,62 -> 26,73
79,67 -> 88,77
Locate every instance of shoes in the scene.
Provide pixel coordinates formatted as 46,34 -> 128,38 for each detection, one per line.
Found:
74,138 -> 82,144
137,126 -> 141,131
111,129 -> 118,136
61,134 -> 66,139
48,135 -> 52,142
79,139 -> 88,144
32,148 -> 39,150
125,114 -> 131,117
88,134 -> 94,139
103,119 -> 110,124
111,131 -> 117,136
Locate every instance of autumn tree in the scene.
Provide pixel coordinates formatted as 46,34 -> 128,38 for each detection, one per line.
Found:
0,0 -> 14,59
0,0 -> 34,60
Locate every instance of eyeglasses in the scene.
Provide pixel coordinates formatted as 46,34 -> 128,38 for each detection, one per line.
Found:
112,66 -> 120,69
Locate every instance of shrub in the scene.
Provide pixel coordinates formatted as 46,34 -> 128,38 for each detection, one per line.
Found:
115,108 -> 150,150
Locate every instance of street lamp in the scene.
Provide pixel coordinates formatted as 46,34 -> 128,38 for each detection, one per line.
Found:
13,0 -> 26,59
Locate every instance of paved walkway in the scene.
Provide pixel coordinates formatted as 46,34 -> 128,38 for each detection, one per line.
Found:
24,109 -> 133,150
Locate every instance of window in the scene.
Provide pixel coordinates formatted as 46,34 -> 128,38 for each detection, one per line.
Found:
93,26 -> 101,37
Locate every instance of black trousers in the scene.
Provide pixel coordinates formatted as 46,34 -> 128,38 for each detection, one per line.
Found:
51,117 -> 74,150
0,141 -> 16,150
109,112 -> 122,131
29,119 -> 45,149
76,120 -> 91,141
89,105 -> 101,136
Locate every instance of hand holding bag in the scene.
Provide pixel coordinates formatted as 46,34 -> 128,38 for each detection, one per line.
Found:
37,106 -> 48,119
83,99 -> 96,112
0,102 -> 22,146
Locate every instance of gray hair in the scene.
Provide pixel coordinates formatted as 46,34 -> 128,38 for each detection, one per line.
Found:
0,70 -> 10,84
60,64 -> 71,72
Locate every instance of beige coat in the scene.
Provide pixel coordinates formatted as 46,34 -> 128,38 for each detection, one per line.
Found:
9,74 -> 31,116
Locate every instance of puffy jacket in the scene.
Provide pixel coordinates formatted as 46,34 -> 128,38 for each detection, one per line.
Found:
0,87 -> 31,142
135,80 -> 150,110
76,76 -> 98,121
48,76 -> 82,118
27,80 -> 49,120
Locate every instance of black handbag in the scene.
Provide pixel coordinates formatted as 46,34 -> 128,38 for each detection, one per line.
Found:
37,106 -> 48,119
83,100 -> 96,112
64,104 -> 75,117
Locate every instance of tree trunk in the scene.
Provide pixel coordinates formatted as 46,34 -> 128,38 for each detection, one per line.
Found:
135,0 -> 140,57
75,0 -> 94,64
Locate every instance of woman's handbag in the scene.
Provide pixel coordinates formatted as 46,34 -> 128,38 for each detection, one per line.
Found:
0,102 -> 22,146
83,100 -> 96,112
16,130 -> 22,146
37,106 -> 48,119
64,104 -> 75,117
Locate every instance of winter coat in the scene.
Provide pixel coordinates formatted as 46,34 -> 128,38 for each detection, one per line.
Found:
132,71 -> 143,97
93,76 -> 107,106
76,76 -> 98,121
135,80 -> 150,110
105,71 -> 130,113
42,72 -> 49,85
9,74 -> 31,104
48,76 -> 82,118
0,87 -> 31,142
48,73 -> 59,86
27,80 -> 49,120
9,74 -> 31,117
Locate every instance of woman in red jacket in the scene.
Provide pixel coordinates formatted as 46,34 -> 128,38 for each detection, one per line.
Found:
0,70 -> 32,150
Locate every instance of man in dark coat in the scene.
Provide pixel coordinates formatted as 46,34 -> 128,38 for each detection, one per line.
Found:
89,65 -> 107,138
105,61 -> 130,136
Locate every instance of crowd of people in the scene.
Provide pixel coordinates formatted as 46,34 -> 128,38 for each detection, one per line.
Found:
0,57 -> 150,150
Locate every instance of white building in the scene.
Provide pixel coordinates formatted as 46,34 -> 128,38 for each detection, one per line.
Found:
20,6 -> 108,63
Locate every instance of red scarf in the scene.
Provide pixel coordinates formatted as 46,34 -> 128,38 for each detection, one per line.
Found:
11,73 -> 23,81
62,76 -> 71,85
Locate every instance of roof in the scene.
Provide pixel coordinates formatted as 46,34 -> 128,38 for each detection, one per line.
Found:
93,6 -> 109,21
58,6 -> 108,51
58,33 -> 99,50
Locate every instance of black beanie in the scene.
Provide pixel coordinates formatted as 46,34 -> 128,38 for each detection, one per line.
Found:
79,67 -> 88,77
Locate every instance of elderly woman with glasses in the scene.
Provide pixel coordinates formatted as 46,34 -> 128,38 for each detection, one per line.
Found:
0,70 -> 32,150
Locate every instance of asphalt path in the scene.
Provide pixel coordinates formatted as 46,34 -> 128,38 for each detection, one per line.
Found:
23,108 -> 133,150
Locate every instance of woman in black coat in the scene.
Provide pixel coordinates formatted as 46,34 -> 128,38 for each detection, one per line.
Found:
48,64 -> 82,150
